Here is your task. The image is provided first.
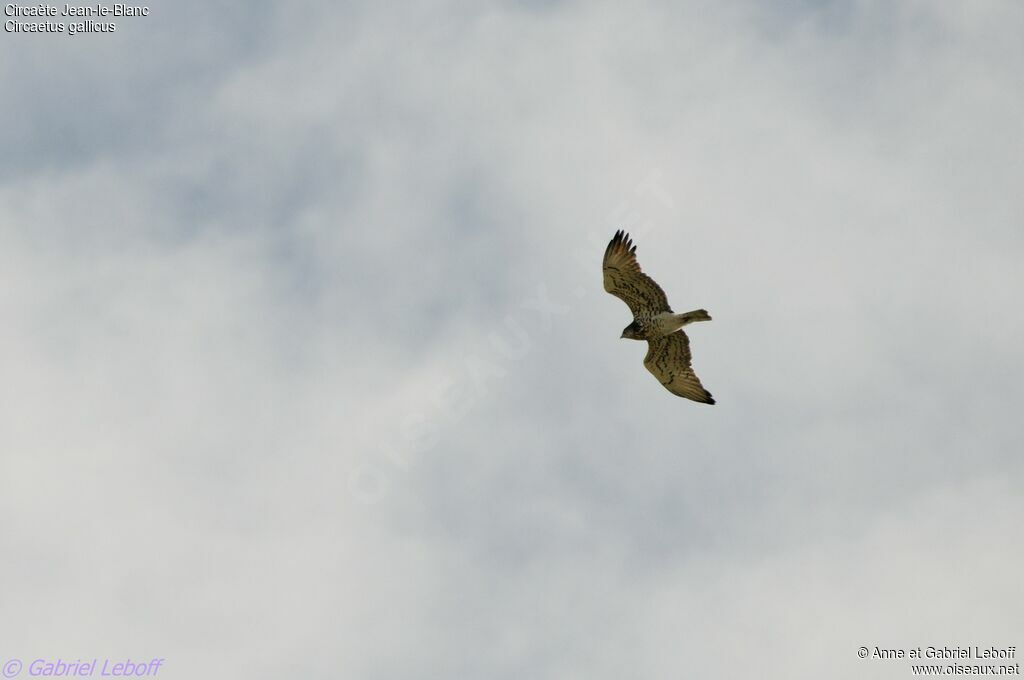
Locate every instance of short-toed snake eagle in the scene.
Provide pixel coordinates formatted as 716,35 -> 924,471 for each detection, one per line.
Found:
603,230 -> 715,404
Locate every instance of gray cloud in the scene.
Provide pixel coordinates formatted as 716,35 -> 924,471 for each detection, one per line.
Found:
2,2 -> 1022,678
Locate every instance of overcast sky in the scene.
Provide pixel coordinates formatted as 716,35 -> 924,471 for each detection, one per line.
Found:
2,2 -> 1022,678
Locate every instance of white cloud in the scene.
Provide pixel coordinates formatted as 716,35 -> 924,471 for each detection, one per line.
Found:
2,1 -> 1022,678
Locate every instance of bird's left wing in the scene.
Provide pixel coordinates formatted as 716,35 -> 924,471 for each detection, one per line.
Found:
644,332 -> 715,404
603,230 -> 671,316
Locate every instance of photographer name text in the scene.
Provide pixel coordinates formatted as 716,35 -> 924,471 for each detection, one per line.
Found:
1,658 -> 165,678
867,646 -> 1016,660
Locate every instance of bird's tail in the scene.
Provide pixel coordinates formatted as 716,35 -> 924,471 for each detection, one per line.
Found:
675,309 -> 711,326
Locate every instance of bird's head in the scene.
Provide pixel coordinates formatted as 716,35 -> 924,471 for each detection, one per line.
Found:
621,322 -> 644,340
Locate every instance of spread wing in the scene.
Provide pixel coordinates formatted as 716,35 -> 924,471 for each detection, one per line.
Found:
644,332 -> 715,404
603,230 -> 671,317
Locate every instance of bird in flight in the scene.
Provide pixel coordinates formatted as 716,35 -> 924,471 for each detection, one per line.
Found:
603,230 -> 715,404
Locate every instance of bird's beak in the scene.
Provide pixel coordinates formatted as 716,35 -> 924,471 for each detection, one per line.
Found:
620,332 -> 626,339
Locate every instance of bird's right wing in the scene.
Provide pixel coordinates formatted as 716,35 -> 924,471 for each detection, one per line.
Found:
603,230 -> 671,316
644,332 -> 715,404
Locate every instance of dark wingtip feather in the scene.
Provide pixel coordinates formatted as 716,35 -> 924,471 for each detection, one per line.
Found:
606,229 -> 630,259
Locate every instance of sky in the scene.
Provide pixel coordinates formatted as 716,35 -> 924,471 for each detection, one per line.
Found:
2,1 -> 1023,678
